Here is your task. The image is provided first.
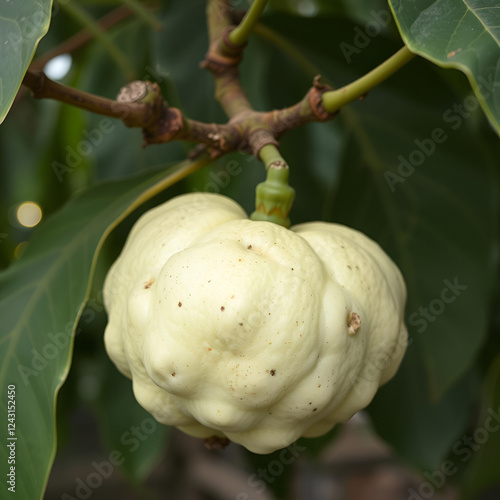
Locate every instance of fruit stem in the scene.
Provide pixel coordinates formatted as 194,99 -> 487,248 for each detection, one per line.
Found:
259,143 -> 284,168
250,145 -> 295,228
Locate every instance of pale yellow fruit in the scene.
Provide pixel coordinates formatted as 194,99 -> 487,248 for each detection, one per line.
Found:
104,192 -> 407,453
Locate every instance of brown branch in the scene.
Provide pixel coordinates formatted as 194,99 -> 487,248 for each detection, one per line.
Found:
21,66 -> 338,158
14,6 -> 133,105
23,70 -> 149,127
19,3 -> 339,162
268,78 -> 339,137
200,26 -> 252,119
200,0 -> 338,159
21,70 -> 239,156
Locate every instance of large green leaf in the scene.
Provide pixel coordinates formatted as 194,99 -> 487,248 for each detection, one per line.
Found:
389,0 -> 500,134
0,0 -> 53,124
0,157 -> 209,500
92,353 -> 171,484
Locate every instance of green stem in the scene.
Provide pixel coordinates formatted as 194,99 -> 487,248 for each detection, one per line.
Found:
251,144 -> 295,228
58,0 -> 135,80
259,143 -> 285,168
322,46 -> 415,113
229,0 -> 268,47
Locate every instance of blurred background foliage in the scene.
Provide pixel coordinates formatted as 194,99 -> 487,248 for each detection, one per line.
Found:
0,0 -> 499,499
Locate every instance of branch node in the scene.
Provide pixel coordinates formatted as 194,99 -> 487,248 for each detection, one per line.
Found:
248,128 -> 280,158
200,26 -> 246,74
308,82 -> 337,122
222,26 -> 248,55
312,74 -> 327,90
143,105 -> 183,145
117,81 -> 148,103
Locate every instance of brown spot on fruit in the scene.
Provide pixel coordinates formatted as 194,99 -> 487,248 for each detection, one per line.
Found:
247,245 -> 252,249
144,279 -> 154,289
347,312 -> 361,335
171,372 -> 176,377
270,369 -> 276,376
178,302 -> 182,307
221,306 -> 225,311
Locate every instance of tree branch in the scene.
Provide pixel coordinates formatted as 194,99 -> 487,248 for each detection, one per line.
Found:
201,0 -> 253,119
20,10 -> 415,165
22,70 -> 149,127
21,70 -> 238,155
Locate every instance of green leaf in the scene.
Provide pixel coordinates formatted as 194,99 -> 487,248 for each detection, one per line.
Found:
0,157 -> 210,500
462,354 -> 500,497
154,0 -> 227,125
0,0 -> 53,124
388,0 -> 500,134
93,354 -> 170,483
368,347 -> 478,470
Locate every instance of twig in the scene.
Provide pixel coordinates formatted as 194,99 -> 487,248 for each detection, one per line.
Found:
19,5 -> 416,164
22,70 -> 148,127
